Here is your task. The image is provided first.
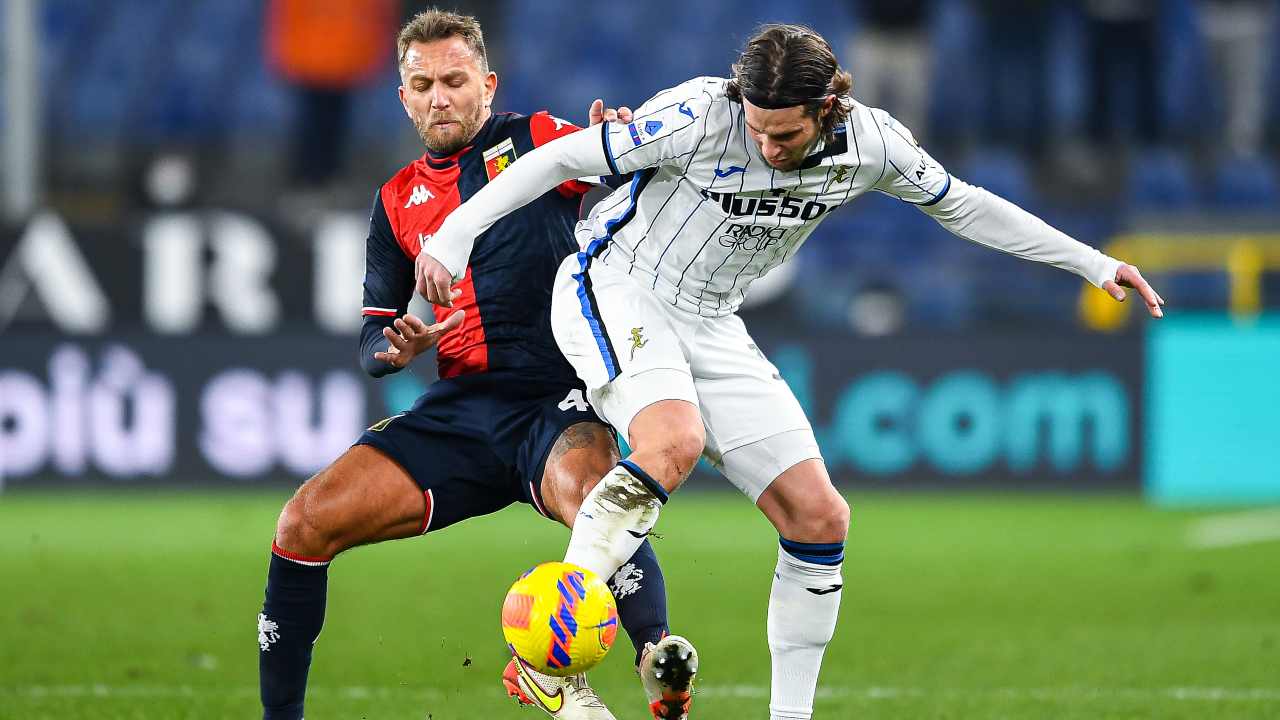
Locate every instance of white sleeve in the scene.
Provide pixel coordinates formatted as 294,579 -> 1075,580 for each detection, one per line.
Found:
869,109 -> 952,205
599,81 -> 710,175
918,178 -> 1122,288
869,110 -> 1121,288
421,123 -> 612,280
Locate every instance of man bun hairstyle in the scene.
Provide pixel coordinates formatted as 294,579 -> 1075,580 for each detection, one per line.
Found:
397,9 -> 489,73
726,23 -> 853,140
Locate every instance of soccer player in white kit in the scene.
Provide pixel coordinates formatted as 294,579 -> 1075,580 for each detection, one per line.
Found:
418,24 -> 1165,720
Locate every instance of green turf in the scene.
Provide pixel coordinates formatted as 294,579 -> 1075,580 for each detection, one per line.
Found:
1,490 -> 1277,719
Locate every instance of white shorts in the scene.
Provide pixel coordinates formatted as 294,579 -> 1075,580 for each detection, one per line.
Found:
550,253 -> 822,501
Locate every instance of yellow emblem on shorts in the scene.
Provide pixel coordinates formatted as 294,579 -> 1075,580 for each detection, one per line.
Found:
629,327 -> 647,360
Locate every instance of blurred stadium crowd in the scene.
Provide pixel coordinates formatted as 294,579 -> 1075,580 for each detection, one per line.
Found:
7,0 -> 1280,332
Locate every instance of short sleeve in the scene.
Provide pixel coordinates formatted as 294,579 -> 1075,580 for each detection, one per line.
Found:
600,80 -> 713,175
870,109 -> 952,206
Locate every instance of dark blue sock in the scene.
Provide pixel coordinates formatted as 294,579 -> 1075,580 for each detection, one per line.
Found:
607,539 -> 669,666
260,544 -> 330,720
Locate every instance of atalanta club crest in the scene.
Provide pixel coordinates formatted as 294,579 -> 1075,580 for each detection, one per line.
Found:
484,138 -> 518,180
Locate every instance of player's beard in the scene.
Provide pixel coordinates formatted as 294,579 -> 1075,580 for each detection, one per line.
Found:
413,106 -> 486,156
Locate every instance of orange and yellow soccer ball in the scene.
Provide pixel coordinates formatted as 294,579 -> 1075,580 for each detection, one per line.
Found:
501,561 -> 619,676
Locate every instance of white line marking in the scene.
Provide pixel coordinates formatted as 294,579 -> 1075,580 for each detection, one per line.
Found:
1187,507 -> 1280,549
5,684 -> 1279,703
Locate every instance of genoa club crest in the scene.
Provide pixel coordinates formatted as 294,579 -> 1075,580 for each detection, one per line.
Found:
483,137 -> 518,180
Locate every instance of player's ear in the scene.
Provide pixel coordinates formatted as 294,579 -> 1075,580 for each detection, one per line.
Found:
397,83 -> 412,117
483,71 -> 498,108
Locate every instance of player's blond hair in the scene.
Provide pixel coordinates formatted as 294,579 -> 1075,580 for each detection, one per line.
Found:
726,24 -> 854,142
396,9 -> 489,73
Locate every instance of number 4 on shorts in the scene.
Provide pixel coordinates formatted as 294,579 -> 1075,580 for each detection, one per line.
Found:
557,389 -> 589,412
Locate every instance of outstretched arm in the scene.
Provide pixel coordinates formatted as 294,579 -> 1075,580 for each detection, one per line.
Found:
870,110 -> 1164,318
417,123 -> 614,305
919,180 -> 1163,317
417,81 -> 711,306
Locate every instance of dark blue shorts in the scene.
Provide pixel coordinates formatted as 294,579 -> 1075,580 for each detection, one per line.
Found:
355,370 -> 605,533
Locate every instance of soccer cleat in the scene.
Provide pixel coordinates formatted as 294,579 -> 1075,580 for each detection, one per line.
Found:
639,635 -> 698,719
503,657 -> 618,720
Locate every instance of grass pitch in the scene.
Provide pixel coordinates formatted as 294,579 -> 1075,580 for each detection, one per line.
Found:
1,489 -> 1277,719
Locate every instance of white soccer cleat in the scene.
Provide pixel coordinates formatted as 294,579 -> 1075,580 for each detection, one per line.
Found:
639,635 -> 698,719
503,656 -> 618,720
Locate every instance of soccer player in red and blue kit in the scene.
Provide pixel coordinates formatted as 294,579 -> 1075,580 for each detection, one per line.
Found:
258,11 -> 693,720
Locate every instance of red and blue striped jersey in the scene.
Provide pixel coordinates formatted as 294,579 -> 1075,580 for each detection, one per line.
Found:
360,111 -> 592,381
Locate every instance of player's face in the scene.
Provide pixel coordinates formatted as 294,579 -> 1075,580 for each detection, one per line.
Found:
398,38 -> 497,155
742,98 -> 830,171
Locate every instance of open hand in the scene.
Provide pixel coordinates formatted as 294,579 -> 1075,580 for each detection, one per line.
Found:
373,311 -> 465,368
588,98 -> 632,127
1102,264 -> 1165,318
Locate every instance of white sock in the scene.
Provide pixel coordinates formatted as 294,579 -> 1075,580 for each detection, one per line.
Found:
767,539 -> 844,720
564,460 -> 666,580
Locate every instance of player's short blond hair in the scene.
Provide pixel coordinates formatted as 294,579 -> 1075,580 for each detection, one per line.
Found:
396,9 -> 489,73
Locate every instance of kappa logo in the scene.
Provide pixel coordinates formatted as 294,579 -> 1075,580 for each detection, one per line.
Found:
513,657 -> 564,712
257,613 -> 280,651
629,327 -> 648,360
404,185 -> 434,208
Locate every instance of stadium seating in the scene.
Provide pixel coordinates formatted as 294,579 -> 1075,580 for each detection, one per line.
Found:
1126,149 -> 1199,211
1210,154 -> 1280,210
958,150 -> 1038,211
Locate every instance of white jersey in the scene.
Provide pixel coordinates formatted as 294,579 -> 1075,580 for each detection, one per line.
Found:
589,76 -> 951,317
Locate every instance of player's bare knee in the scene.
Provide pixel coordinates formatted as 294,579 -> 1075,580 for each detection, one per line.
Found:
275,496 -> 320,555
824,494 -> 851,541
779,493 -> 849,544
275,479 -> 343,558
658,423 -> 705,480
542,422 -> 620,524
